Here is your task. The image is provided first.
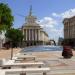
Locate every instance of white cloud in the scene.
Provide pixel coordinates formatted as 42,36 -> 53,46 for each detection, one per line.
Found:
37,17 -> 57,28
49,27 -> 63,41
50,8 -> 75,42
52,8 -> 75,18
62,8 -> 75,18
52,13 -> 60,17
37,8 -> 75,42
43,27 -> 63,42
51,28 -> 63,37
37,16 -> 63,42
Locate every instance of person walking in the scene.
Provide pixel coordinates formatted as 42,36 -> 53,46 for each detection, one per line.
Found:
62,43 -> 73,58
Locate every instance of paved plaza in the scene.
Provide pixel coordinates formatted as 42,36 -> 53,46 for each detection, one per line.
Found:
0,49 -> 75,75
31,51 -> 75,75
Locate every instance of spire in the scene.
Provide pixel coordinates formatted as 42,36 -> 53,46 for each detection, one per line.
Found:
29,5 -> 32,16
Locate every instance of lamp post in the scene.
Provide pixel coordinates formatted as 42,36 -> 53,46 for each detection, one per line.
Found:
10,41 -> 13,60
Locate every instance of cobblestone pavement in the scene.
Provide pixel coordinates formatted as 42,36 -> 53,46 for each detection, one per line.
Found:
0,50 -> 75,75
31,51 -> 75,75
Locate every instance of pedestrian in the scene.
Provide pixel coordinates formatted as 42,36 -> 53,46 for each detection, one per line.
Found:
62,43 -> 73,58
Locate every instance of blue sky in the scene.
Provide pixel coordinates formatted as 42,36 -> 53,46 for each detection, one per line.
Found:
1,0 -> 75,42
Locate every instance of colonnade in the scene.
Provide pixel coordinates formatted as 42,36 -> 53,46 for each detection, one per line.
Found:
23,29 -> 40,41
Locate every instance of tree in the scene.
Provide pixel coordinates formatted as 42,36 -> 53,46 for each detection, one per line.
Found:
5,28 -> 23,48
0,3 -> 14,31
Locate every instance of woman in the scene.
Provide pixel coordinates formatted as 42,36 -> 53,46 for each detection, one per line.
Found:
62,44 -> 73,58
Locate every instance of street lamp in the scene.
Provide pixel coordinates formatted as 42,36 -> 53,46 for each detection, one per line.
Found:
10,41 -> 13,60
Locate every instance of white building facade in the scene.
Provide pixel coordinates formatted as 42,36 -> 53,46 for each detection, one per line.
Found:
22,6 -> 49,46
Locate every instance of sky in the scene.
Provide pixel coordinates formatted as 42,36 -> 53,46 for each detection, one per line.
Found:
1,0 -> 75,42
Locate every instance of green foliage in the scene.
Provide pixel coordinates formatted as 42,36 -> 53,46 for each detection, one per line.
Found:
0,3 -> 14,31
5,28 -> 23,47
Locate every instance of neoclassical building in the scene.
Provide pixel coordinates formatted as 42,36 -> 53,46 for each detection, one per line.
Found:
21,6 -> 49,46
63,16 -> 75,39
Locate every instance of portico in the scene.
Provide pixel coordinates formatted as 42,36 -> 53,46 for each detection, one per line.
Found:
22,6 -> 49,47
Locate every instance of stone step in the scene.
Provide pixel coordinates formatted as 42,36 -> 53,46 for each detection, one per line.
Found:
50,73 -> 75,75
48,69 -> 75,75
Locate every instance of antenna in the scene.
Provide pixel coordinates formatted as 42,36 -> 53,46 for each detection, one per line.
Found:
29,0 -> 32,6
29,5 -> 32,16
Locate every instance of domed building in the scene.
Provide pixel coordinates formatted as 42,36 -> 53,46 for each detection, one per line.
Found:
22,6 -> 49,47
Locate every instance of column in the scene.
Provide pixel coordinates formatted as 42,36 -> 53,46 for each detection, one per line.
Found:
24,29 -> 26,41
35,30 -> 37,41
27,29 -> 29,41
43,33 -> 44,45
22,28 -> 24,35
32,29 -> 34,45
34,29 -> 35,41
38,29 -> 40,41
29,29 -> 30,40
30,29 -> 32,41
26,29 -> 27,41
37,29 -> 38,41
22,28 -> 24,41
32,29 -> 34,40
